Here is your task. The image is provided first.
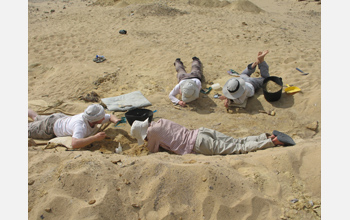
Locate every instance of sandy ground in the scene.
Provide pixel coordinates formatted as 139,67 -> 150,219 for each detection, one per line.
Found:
25,0 -> 322,219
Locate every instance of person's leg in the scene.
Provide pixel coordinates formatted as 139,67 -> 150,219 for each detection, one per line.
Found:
174,58 -> 187,82
241,50 -> 269,77
28,115 -> 55,139
258,61 -> 270,79
256,50 -> 270,79
189,57 -> 203,81
244,60 -> 270,90
234,133 -> 275,153
240,63 -> 256,77
194,127 -> 238,155
194,128 -> 275,155
243,50 -> 270,90
28,113 -> 66,139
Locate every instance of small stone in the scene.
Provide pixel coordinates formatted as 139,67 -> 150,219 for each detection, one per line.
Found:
202,178 -> 207,182
28,180 -> 35,185
44,208 -> 51,213
306,121 -> 318,131
290,198 -> 298,203
116,187 -> 121,191
132,204 -> 140,208
88,200 -> 96,205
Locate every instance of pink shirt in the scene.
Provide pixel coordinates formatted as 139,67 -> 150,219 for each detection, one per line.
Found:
146,119 -> 199,155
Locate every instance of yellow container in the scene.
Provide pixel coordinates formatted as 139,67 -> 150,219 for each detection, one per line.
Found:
284,84 -> 301,95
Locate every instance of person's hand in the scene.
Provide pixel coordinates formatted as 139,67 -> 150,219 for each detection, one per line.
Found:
94,132 -> 107,141
113,118 -> 122,124
178,101 -> 186,107
110,115 -> 121,124
224,99 -> 229,108
218,95 -> 226,100
219,96 -> 229,108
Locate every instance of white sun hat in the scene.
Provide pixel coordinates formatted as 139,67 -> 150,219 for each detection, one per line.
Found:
130,118 -> 149,145
179,79 -> 200,103
222,78 -> 246,99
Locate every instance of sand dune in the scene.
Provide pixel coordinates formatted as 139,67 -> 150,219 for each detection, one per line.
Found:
28,0 -> 321,219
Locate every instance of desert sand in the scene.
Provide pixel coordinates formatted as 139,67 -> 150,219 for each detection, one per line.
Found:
27,0 -> 321,219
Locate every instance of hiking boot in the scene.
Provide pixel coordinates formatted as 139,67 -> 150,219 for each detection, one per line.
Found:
174,58 -> 183,66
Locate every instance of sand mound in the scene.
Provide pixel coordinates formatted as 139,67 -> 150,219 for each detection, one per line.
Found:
93,0 -> 121,6
188,0 -> 230,7
115,1 -> 129,8
133,3 -> 188,17
226,0 -> 264,13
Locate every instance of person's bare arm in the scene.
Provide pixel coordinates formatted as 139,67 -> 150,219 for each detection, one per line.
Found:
109,114 -> 121,124
71,132 -> 106,149
219,96 -> 229,108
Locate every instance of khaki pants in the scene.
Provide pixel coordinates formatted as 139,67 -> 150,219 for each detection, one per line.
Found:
28,113 -> 67,139
193,127 -> 275,155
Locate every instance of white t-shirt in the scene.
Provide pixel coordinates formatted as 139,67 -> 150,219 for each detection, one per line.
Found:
169,78 -> 202,104
53,113 -> 110,139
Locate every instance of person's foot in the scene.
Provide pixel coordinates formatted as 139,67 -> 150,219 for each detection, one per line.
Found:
271,130 -> 296,146
272,136 -> 284,146
192,56 -> 200,61
174,58 -> 183,66
257,50 -> 269,64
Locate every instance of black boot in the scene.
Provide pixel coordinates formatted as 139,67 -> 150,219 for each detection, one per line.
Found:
174,58 -> 183,66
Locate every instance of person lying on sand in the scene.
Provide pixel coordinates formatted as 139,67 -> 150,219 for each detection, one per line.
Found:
169,57 -> 203,107
130,118 -> 295,155
219,50 -> 270,108
28,104 -> 121,149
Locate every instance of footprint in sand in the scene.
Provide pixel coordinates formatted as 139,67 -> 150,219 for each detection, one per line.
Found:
283,57 -> 297,64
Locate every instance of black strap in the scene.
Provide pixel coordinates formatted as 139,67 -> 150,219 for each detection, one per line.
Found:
227,81 -> 240,93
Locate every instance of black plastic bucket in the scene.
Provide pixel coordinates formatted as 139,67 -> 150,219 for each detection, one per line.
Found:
125,108 -> 153,126
262,76 -> 283,102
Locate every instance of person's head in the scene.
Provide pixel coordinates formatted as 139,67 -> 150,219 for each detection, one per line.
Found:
130,118 -> 149,145
179,79 -> 200,103
222,78 -> 246,99
82,104 -> 105,123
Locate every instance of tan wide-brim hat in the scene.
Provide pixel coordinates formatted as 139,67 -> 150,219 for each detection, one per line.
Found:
222,78 -> 246,99
130,118 -> 149,145
179,79 -> 200,103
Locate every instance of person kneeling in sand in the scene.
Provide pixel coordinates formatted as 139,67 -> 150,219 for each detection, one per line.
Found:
169,57 -> 203,107
219,50 -> 270,108
130,118 -> 295,155
28,104 -> 121,149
